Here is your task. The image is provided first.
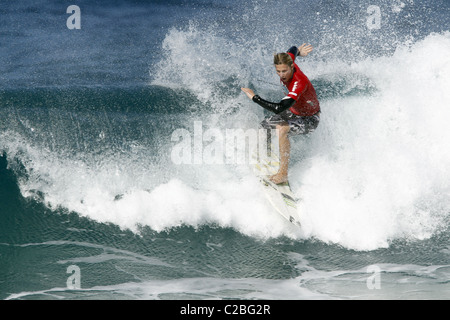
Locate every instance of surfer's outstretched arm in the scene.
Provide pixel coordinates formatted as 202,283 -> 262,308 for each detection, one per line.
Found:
240,88 -> 295,114
252,95 -> 295,114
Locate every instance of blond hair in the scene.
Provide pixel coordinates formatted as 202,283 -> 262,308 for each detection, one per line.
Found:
273,52 -> 294,67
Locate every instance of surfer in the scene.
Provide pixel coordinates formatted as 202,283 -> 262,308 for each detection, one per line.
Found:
241,44 -> 320,184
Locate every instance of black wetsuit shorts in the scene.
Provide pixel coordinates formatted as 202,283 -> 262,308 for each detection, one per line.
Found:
260,109 -> 320,136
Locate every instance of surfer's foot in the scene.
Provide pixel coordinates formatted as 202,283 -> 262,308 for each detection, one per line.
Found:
269,173 -> 288,185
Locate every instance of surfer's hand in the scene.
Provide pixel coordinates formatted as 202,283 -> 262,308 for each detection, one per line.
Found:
298,43 -> 313,57
241,87 -> 255,100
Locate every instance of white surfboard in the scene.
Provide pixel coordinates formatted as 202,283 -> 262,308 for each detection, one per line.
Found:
252,149 -> 301,227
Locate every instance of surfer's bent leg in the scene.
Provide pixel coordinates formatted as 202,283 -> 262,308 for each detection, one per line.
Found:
272,124 -> 290,185
260,113 -> 285,159
259,113 -> 289,184
260,110 -> 321,184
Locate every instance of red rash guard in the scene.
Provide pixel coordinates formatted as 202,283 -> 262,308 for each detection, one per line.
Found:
284,52 -> 320,116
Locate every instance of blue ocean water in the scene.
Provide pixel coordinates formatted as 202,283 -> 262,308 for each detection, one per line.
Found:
1,0 -> 450,300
